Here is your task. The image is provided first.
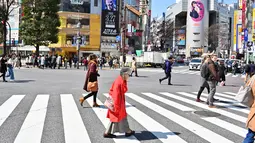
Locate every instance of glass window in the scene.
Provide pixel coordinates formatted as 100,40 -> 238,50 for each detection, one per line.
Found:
191,59 -> 201,63
94,0 -> 98,7
60,0 -> 90,13
66,35 -> 90,45
66,18 -> 90,28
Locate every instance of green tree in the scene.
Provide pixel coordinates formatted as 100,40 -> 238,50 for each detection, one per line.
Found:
20,0 -> 60,56
0,0 -> 18,54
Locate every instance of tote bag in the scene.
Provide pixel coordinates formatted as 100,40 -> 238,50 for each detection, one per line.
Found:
104,96 -> 114,111
235,76 -> 255,107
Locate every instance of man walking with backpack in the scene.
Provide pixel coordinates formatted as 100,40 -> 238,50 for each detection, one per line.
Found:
206,54 -> 220,108
159,57 -> 174,85
196,56 -> 210,102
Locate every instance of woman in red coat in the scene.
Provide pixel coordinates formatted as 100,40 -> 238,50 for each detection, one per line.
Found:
79,54 -> 100,107
104,67 -> 135,138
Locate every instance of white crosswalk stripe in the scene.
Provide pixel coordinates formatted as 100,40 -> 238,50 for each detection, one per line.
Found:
0,91 -> 249,143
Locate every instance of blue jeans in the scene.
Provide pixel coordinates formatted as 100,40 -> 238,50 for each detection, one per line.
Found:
243,128 -> 255,143
6,66 -> 14,80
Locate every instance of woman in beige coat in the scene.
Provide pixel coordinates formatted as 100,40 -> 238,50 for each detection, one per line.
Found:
130,57 -> 138,77
243,75 -> 255,143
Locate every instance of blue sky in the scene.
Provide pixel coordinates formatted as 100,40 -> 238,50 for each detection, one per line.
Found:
151,0 -> 237,18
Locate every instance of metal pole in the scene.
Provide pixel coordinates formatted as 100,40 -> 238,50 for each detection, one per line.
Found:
122,6 -> 127,67
7,22 -> 11,54
77,10 -> 80,69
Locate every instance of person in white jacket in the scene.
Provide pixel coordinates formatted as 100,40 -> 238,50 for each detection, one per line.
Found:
57,55 -> 61,69
41,55 -> 45,69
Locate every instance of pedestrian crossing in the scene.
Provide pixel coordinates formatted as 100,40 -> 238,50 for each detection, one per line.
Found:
0,91 -> 249,143
119,68 -> 245,78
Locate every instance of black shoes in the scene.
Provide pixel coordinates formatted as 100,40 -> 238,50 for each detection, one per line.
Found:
159,79 -> 162,84
103,133 -> 116,138
168,83 -> 172,85
125,130 -> 135,137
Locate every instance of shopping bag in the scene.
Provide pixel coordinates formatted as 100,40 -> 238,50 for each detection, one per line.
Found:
235,76 -> 255,107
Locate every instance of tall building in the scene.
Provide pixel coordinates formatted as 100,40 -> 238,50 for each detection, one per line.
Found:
153,0 -> 233,58
49,0 -> 101,57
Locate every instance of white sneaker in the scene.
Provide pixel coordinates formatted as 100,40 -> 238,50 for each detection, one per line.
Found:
9,79 -> 15,82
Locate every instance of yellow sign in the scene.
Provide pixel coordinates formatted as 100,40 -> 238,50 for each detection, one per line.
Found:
234,11 -> 238,45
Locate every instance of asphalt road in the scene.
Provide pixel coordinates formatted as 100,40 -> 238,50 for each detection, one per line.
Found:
0,66 -> 247,143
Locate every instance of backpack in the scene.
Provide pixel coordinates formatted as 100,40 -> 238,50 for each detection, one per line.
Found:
162,61 -> 167,70
200,63 -> 210,79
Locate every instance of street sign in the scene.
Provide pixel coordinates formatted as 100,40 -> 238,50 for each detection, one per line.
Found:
244,28 -> 248,42
116,35 -> 121,42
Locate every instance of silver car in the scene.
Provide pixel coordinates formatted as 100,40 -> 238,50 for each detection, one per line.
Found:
189,58 -> 202,70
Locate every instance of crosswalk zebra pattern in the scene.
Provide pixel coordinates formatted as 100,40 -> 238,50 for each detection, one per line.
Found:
0,91 -> 249,143
122,68 -> 245,78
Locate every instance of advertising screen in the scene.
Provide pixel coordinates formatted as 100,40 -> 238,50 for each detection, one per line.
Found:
102,0 -> 117,11
101,0 -> 119,36
101,11 -> 119,36
176,29 -> 186,46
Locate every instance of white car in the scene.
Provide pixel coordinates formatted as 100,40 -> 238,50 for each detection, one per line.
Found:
189,58 -> 202,70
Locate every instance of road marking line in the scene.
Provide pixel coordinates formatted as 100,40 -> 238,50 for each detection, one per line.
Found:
160,92 -> 246,123
192,93 -> 249,114
215,93 -> 235,100
193,92 -> 248,111
232,75 -> 239,77
61,94 -> 91,143
142,93 -> 195,111
14,95 -> 49,143
224,92 -> 237,96
142,93 -> 247,138
226,73 -> 232,77
103,94 -> 187,143
126,93 -> 234,143
86,94 -> 140,143
0,95 -> 25,127
202,117 -> 246,138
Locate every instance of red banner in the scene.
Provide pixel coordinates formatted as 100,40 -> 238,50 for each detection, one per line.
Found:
242,0 -> 246,29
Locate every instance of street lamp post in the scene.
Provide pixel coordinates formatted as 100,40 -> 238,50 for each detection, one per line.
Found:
76,21 -> 81,69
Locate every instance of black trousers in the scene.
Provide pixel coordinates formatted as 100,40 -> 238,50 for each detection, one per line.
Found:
197,87 -> 210,99
83,91 -> 98,103
131,70 -> 138,76
0,71 -> 6,81
161,72 -> 171,84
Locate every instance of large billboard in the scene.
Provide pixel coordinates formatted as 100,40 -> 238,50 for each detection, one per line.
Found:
176,29 -> 186,46
186,0 -> 208,57
6,5 -> 20,45
101,0 -> 119,36
233,10 -> 242,52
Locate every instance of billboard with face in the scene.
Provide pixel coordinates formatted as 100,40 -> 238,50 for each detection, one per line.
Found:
101,0 -> 119,36
102,0 -> 117,11
189,1 -> 204,22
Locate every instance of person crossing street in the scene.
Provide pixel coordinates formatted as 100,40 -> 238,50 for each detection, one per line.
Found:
159,57 -> 174,85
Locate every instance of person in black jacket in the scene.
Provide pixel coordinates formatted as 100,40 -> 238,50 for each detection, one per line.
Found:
0,55 -> 8,82
218,60 -> 226,86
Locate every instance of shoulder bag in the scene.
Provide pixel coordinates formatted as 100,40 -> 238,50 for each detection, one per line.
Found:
235,75 -> 255,107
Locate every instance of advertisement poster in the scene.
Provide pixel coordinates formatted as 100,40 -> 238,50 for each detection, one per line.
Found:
176,29 -> 186,46
239,0 -> 243,9
188,0 -> 205,33
101,0 -> 119,36
102,0 -> 117,11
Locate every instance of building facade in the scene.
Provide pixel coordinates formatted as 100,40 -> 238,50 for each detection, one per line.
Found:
151,0 -> 233,58
49,0 -> 101,57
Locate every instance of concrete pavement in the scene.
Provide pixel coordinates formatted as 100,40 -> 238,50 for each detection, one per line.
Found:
0,67 -> 247,143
